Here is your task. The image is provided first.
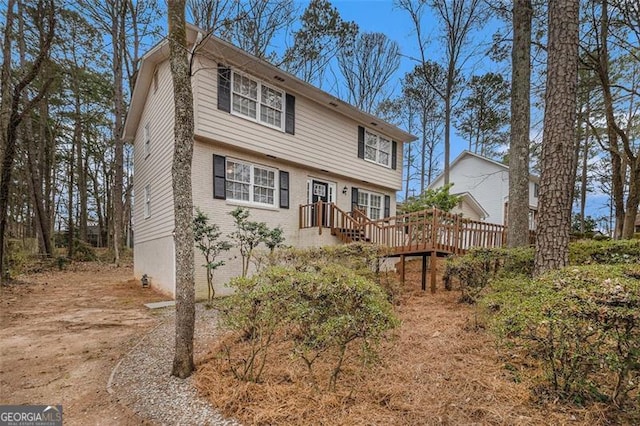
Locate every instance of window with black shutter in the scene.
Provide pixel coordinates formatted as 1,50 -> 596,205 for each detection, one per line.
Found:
279,171 -> 289,209
213,154 -> 226,199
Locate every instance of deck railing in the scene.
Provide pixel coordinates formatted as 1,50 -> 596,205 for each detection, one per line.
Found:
299,202 -> 521,254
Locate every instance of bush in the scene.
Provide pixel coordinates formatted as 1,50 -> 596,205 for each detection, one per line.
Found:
72,239 -> 97,261
444,240 -> 640,302
569,239 -> 640,265
482,265 -> 640,410
443,247 -> 534,302
217,262 -> 398,389
256,242 -> 401,303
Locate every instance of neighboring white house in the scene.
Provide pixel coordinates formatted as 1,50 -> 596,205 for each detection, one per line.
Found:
428,151 -> 539,229
123,25 -> 416,298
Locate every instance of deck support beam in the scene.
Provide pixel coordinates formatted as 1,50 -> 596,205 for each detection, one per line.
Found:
421,255 -> 427,291
399,255 -> 405,285
430,251 -> 437,294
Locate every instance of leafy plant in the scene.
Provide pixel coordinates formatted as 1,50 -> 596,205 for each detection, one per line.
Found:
482,265 -> 640,409
193,208 -> 232,301
216,247 -> 398,389
398,183 -> 462,214
228,207 -> 271,277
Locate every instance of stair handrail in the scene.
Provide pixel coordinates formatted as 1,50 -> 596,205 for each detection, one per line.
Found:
329,203 -> 365,243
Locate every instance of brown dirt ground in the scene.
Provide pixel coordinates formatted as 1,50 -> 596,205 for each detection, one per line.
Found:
196,259 -> 617,426
0,262 -> 167,425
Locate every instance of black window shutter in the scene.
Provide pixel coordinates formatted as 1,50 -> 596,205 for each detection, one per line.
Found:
213,154 -> 226,199
217,65 -> 231,113
391,141 -> 397,170
351,187 -> 359,211
285,94 -> 295,135
384,195 -> 391,218
279,171 -> 289,209
357,126 -> 365,159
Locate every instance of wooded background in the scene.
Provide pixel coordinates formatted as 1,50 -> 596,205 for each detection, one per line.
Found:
1,0 -> 638,271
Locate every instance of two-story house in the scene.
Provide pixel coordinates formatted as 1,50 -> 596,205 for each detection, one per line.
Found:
124,25 -> 415,298
428,151 -> 539,230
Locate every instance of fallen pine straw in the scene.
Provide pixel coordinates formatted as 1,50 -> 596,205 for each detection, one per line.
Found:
195,260 -> 622,425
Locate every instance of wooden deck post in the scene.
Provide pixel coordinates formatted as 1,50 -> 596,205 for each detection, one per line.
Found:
399,254 -> 405,285
430,251 -> 437,294
421,255 -> 427,291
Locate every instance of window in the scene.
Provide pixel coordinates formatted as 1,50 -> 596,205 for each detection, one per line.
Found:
533,183 -> 539,198
144,185 -> 151,218
143,123 -> 150,158
358,190 -> 382,220
231,71 -> 283,130
225,159 -> 277,206
364,130 -> 392,167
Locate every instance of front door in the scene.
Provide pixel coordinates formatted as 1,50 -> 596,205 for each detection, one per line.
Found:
311,180 -> 329,227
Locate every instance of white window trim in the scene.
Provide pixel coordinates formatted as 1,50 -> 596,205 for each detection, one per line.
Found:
143,123 -> 150,159
230,70 -> 285,132
226,158 -> 279,208
357,189 -> 383,220
363,129 -> 392,168
144,185 -> 151,219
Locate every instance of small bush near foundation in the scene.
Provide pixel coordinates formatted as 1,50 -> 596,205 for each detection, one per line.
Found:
482,265 -> 640,412
255,242 -> 400,303
217,263 -> 398,389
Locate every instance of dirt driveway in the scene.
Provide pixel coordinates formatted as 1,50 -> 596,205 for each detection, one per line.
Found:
0,262 -> 168,425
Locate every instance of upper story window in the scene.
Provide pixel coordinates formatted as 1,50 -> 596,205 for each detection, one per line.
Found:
232,71 -> 283,130
358,190 -> 382,220
226,158 -> 277,207
364,130 -> 392,168
143,123 -> 150,158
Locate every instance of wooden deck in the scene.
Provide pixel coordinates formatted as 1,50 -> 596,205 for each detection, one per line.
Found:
299,202 -> 533,293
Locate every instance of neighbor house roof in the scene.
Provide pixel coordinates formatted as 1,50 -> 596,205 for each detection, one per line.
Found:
427,150 -> 540,189
123,24 -> 417,144
454,192 -> 489,220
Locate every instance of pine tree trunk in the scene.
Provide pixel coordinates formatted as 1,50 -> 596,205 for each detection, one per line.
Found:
112,1 -> 124,266
534,0 -> 580,276
507,0 -> 532,248
168,0 -> 196,379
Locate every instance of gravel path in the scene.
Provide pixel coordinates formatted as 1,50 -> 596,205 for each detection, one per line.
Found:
109,304 -> 241,426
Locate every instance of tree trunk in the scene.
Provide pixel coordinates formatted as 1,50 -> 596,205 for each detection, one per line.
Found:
622,159 -> 639,238
534,0 -> 580,276
0,0 -> 54,277
443,83 -> 451,186
580,100 -> 590,233
168,0 -> 196,379
112,0 -> 125,265
507,0 -> 532,248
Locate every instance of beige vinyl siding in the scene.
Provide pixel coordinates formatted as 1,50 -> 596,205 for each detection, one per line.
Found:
451,198 -> 482,221
193,57 -> 403,191
133,61 -> 175,243
191,138 -> 396,298
132,61 -> 176,294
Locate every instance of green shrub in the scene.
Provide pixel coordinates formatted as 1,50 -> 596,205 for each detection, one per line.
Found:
217,262 -> 398,389
482,265 -> 640,409
443,247 -> 534,302
569,239 -> 640,265
257,242 -> 400,303
72,239 -> 97,261
445,240 -> 640,302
